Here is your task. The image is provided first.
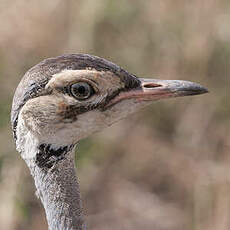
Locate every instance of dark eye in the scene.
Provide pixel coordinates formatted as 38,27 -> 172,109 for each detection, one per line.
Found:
70,82 -> 94,100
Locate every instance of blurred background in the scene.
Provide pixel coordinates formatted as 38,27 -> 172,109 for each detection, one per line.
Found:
0,0 -> 230,229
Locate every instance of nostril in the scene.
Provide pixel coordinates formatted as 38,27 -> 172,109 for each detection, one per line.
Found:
143,83 -> 162,88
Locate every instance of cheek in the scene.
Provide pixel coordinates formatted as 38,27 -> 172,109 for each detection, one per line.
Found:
20,97 -> 109,145
20,97 -> 65,136
39,110 -> 108,145
73,110 -> 108,139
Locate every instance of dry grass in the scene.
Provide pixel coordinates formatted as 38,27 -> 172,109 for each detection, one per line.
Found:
0,0 -> 230,229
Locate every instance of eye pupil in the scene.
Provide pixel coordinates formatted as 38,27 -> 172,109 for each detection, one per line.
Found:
70,82 -> 93,100
78,85 -> 86,95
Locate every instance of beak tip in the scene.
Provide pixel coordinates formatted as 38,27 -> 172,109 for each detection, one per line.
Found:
184,83 -> 209,96
201,87 -> 209,94
168,80 -> 208,97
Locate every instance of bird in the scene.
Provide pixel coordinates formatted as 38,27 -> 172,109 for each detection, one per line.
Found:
11,54 -> 208,230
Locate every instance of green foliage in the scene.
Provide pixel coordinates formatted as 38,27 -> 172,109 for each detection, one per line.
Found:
0,101 -> 10,128
15,198 -> 30,221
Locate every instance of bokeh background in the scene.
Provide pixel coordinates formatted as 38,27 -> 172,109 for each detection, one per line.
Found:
0,0 -> 230,229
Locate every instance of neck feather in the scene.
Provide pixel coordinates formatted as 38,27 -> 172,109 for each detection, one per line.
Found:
16,126 -> 86,230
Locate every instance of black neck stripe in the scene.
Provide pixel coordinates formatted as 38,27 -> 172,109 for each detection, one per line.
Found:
36,144 -> 75,169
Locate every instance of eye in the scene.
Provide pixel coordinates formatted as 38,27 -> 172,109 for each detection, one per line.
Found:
70,82 -> 94,100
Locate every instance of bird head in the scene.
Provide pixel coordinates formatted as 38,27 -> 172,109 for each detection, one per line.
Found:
11,54 -> 207,155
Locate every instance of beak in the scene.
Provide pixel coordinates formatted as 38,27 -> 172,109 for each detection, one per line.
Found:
107,78 -> 208,107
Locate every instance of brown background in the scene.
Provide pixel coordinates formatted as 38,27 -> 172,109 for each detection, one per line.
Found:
0,0 -> 230,229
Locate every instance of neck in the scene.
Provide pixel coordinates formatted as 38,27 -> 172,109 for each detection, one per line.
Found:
17,130 -> 86,230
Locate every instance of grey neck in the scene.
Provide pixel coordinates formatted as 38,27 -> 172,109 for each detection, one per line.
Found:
25,147 -> 86,230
